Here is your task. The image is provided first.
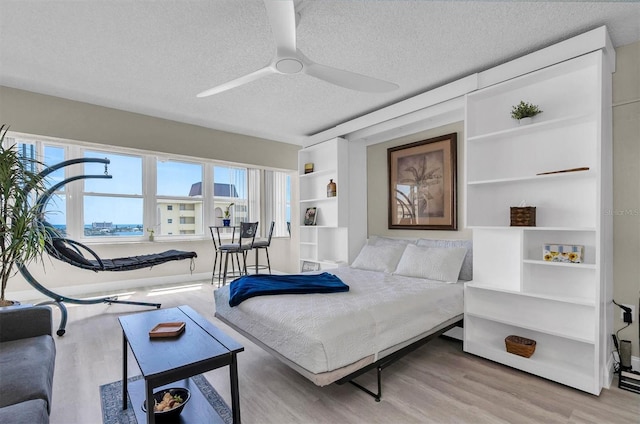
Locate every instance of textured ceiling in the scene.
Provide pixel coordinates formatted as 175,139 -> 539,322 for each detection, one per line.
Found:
1,1 -> 639,145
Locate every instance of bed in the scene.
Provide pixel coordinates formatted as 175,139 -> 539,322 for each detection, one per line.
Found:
214,237 -> 472,400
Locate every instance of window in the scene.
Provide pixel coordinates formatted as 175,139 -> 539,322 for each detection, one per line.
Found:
13,141 -> 68,235
8,131 -> 289,243
43,146 -> 66,234
157,160 -> 203,236
83,151 -> 143,237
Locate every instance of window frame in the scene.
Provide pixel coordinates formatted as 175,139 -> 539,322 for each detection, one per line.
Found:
5,131 -> 293,244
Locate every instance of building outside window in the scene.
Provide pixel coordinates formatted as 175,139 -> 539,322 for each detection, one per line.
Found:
157,160 -> 203,236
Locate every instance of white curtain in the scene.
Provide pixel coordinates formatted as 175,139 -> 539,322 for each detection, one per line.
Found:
264,170 -> 290,237
247,168 -> 261,232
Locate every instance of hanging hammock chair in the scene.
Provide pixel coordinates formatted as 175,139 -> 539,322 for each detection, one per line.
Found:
18,158 -> 197,336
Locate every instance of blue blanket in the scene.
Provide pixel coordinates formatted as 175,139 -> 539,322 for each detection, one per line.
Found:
228,272 -> 349,307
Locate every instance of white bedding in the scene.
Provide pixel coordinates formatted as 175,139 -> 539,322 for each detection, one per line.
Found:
214,266 -> 463,380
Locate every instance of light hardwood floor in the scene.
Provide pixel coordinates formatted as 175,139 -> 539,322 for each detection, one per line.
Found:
44,281 -> 639,424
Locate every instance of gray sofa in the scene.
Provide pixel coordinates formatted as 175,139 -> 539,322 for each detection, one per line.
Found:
0,306 -> 56,424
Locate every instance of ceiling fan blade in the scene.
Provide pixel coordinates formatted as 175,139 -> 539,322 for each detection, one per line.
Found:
263,0 -> 297,55
304,61 -> 399,93
196,66 -> 275,98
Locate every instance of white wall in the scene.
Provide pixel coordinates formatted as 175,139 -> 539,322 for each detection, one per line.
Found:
0,86 -> 299,169
611,41 -> 640,359
366,121 -> 471,242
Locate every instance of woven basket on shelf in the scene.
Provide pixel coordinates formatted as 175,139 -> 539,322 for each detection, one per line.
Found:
505,335 -> 536,358
510,206 -> 536,226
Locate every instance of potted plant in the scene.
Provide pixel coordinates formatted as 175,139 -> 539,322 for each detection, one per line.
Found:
0,125 -> 51,307
510,101 -> 542,124
146,227 -> 155,241
221,203 -> 234,227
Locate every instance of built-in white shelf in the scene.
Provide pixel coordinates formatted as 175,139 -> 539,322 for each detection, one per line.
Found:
466,282 -> 596,307
299,197 -> 338,204
467,226 -> 596,232
299,168 -> 335,179
466,311 -> 595,344
467,169 -> 595,186
298,138 -> 366,271
466,113 -> 594,143
464,44 -> 613,396
522,259 -> 596,269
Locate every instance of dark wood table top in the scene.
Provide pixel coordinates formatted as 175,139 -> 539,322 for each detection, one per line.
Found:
119,305 -> 243,378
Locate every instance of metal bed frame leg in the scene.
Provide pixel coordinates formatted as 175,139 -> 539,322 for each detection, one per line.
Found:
349,365 -> 383,402
338,319 -> 463,402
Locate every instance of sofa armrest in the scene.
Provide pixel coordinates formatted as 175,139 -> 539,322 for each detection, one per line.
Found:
0,306 -> 53,342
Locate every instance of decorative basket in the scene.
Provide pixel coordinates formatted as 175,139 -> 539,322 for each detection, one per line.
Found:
505,335 -> 536,358
510,206 -> 536,227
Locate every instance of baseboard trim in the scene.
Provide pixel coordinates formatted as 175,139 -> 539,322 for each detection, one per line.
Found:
10,272 -> 211,302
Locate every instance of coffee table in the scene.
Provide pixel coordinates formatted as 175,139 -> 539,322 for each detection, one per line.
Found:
118,305 -> 244,424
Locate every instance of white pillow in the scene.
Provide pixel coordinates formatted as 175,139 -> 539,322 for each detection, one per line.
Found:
417,238 -> 473,281
368,236 -> 416,246
393,244 -> 467,283
351,243 -> 407,273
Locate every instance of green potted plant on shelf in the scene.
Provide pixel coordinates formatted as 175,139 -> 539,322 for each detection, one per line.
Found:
510,101 -> 542,124
220,203 -> 234,227
0,124 -> 51,307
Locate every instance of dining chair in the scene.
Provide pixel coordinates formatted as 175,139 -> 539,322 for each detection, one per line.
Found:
253,221 -> 276,274
252,221 -> 275,274
219,222 -> 258,286
209,226 -> 241,286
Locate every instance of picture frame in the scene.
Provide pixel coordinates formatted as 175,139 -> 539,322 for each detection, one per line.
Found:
304,207 -> 317,226
388,133 -> 457,230
301,261 -> 321,272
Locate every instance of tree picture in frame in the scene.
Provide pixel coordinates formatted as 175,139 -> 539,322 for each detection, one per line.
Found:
388,133 -> 457,230
304,207 -> 317,226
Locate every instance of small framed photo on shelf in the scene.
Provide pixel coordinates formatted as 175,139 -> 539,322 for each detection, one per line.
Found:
304,163 -> 314,174
304,207 -> 317,226
301,261 -> 320,272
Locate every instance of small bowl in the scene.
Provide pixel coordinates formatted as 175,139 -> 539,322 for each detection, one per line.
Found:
141,387 -> 190,419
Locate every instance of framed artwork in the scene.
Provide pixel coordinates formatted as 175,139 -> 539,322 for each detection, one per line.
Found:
388,133 -> 457,230
304,207 -> 317,226
301,261 -> 320,272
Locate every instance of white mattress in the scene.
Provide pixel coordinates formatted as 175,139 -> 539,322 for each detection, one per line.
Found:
214,266 -> 463,378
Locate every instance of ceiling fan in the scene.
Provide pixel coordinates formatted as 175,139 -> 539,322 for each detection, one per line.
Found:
196,0 -> 399,98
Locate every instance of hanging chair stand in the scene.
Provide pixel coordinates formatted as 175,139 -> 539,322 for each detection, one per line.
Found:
18,158 -> 197,336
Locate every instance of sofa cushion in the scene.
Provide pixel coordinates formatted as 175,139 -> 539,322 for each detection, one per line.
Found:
0,399 -> 49,424
0,335 -> 55,412
0,306 -> 52,342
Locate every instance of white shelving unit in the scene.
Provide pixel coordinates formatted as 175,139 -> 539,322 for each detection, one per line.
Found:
298,137 -> 366,271
463,50 -> 614,395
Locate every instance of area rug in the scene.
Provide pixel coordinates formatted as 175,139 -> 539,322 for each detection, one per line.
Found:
100,374 -> 232,424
